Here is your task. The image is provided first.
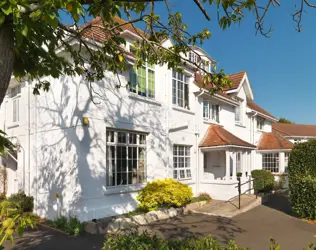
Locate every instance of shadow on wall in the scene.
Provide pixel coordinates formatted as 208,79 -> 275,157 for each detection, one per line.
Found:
32,72 -> 171,221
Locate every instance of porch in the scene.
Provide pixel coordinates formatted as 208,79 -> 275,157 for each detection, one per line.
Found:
198,125 -> 256,200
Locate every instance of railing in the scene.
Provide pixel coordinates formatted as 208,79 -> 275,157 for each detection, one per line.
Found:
235,176 -> 265,209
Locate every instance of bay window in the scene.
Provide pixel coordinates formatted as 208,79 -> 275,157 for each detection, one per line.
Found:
106,130 -> 147,187
262,153 -> 279,173
129,63 -> 155,98
203,100 -> 219,122
172,71 -> 189,109
173,145 -> 192,180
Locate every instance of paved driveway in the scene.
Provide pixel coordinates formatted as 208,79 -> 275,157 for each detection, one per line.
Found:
4,194 -> 316,250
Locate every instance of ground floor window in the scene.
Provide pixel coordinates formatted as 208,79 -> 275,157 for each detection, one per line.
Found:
262,153 -> 279,173
236,152 -> 242,174
106,129 -> 147,187
173,145 -> 192,180
284,152 -> 290,173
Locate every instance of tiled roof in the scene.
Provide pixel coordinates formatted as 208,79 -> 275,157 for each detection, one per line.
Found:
82,16 -> 146,43
199,125 -> 256,148
223,71 -> 246,91
257,132 -> 293,150
247,99 -> 276,120
272,123 -> 316,137
194,72 -> 238,102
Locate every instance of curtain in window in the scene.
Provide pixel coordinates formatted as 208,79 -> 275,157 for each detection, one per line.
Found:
147,69 -> 155,98
137,66 -> 146,96
129,68 -> 137,93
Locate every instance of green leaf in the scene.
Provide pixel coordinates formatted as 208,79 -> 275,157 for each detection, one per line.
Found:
22,25 -> 28,37
0,14 -> 4,25
1,4 -> 12,15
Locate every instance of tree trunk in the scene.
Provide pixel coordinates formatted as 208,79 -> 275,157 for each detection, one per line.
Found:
0,21 -> 15,107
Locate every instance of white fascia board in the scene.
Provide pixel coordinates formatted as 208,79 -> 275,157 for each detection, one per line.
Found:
200,145 -> 256,151
256,149 -> 292,153
226,73 -> 254,100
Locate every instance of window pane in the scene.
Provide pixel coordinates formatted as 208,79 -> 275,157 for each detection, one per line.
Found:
203,101 -> 209,119
148,69 -> 155,98
106,146 -> 116,187
140,134 -> 146,144
129,68 -> 137,93
184,83 -> 189,109
172,79 -> 177,105
106,131 -> 114,142
177,81 -> 184,107
129,133 -> 137,144
118,132 -> 126,143
186,169 -> 192,178
137,66 -> 146,97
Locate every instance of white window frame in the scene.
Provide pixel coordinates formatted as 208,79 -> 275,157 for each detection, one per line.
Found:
172,71 -> 190,109
106,129 -> 147,187
9,85 -> 21,124
262,153 -> 279,173
256,117 -> 265,130
173,145 -> 192,180
203,100 -> 220,123
284,152 -> 290,173
129,63 -> 155,99
234,97 -> 243,124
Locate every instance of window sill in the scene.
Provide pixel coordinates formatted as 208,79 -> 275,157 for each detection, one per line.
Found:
235,122 -> 246,128
203,120 -> 220,125
6,123 -> 19,129
178,179 -> 195,185
256,129 -> 265,132
128,93 -> 161,106
104,183 -> 146,196
172,106 -> 195,115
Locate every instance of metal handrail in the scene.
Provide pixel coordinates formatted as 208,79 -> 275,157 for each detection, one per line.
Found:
235,175 -> 266,209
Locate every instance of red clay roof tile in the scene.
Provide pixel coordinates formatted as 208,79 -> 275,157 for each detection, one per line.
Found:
247,99 -> 276,120
272,123 -> 316,137
199,125 -> 256,148
257,132 -> 293,150
223,71 -> 246,91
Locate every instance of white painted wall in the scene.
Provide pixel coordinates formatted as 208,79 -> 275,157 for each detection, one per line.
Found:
0,40 -> 280,220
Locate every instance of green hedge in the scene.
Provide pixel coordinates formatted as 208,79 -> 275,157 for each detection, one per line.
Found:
103,231 -> 248,250
289,140 -> 316,219
251,170 -> 275,193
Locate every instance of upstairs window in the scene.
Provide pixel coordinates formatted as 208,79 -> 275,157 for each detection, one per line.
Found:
256,117 -> 265,130
262,153 -> 279,173
234,97 -> 243,124
9,85 -> 21,123
129,63 -> 155,98
203,100 -> 219,123
172,71 -> 189,109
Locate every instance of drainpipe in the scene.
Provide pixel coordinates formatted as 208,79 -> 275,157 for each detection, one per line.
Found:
195,90 -> 205,194
27,81 -> 31,196
165,71 -> 169,178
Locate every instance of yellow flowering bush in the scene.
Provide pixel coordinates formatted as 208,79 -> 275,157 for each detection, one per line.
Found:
137,179 -> 193,212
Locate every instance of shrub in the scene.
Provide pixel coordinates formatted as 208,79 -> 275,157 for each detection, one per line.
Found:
251,170 -> 275,193
137,179 -> 193,212
8,191 -> 34,212
102,230 -> 248,250
289,140 -> 316,219
190,193 -> 212,203
49,215 -> 84,236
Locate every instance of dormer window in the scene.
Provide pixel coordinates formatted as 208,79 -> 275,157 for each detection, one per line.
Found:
256,117 -> 265,130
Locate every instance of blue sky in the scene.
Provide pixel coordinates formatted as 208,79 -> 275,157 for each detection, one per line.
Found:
61,1 -> 316,124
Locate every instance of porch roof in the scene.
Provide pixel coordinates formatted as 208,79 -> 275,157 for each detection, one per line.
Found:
199,125 -> 256,149
257,132 -> 293,151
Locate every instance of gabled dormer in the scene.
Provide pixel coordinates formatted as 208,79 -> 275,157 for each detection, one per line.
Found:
188,46 -> 213,73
